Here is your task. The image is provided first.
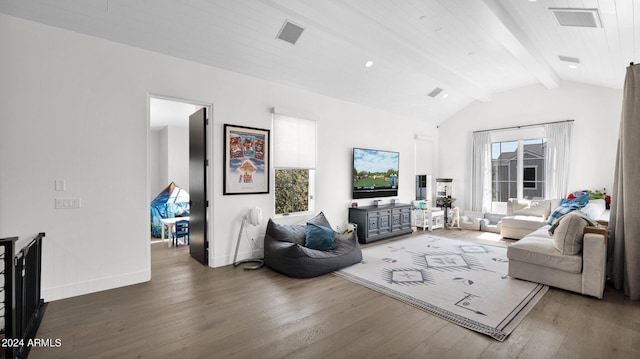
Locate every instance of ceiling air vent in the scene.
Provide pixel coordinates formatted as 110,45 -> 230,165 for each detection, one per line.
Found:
558,55 -> 580,64
276,20 -> 304,45
550,8 -> 602,28
427,87 -> 444,98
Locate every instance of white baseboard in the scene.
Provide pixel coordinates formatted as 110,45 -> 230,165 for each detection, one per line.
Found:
212,249 -> 264,268
41,269 -> 150,302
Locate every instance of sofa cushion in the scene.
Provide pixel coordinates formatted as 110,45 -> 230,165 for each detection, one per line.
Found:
501,215 -> 546,231
510,199 -> 552,217
507,235 -> 582,274
483,213 -> 505,224
528,225 -> 553,238
578,199 -> 607,221
305,223 -> 337,251
551,214 -> 588,255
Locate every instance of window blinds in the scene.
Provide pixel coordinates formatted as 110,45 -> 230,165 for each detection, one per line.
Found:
273,112 -> 316,169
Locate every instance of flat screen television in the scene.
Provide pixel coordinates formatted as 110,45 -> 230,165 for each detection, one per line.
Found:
352,148 -> 399,199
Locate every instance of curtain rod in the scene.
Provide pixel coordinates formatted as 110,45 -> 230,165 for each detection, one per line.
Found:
472,119 -> 574,134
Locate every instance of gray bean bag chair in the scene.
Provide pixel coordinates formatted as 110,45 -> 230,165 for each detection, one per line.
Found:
264,212 -> 363,278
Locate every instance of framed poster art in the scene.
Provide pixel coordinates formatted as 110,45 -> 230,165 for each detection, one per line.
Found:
224,124 -> 270,195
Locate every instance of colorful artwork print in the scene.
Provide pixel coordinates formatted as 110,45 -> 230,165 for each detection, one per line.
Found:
224,124 -> 270,194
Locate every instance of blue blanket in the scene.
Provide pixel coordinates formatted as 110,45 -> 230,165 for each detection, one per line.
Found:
547,193 -> 589,225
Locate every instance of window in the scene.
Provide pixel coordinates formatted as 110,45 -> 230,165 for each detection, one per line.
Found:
492,141 -> 517,202
492,138 -> 546,201
522,138 -> 546,198
275,169 -> 312,214
273,111 -> 316,215
523,166 -> 537,188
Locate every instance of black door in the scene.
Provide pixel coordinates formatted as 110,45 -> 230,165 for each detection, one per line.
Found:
189,107 -> 208,265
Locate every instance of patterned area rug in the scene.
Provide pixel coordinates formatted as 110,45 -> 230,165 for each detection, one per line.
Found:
334,234 -> 547,341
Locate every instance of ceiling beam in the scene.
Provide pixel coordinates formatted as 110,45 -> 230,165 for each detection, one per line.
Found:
481,0 -> 560,89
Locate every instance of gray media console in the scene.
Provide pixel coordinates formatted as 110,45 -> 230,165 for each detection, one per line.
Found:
348,203 -> 413,244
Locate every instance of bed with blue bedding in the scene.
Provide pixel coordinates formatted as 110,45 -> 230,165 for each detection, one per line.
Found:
150,182 -> 190,238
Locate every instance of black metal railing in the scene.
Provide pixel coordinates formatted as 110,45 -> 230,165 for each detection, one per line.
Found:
1,233 -> 46,359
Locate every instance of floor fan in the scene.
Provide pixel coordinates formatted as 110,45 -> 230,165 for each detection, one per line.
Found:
233,206 -> 264,270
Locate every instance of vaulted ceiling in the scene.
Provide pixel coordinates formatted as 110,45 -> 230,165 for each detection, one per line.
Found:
1,0 -> 637,122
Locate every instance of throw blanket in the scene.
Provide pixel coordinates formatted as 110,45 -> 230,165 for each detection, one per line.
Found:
547,192 -> 589,225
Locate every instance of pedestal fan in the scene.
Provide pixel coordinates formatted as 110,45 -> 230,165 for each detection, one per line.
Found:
233,206 -> 264,270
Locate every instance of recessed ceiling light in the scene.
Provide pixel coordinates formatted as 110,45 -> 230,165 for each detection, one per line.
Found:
568,64 -> 578,69
442,93 -> 449,99
365,60 -> 374,68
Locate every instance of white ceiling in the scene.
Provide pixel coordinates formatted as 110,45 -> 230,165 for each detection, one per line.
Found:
1,0 -> 637,122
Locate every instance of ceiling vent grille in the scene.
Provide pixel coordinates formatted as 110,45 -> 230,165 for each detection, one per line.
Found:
276,20 -> 304,45
558,55 -> 581,64
427,87 -> 444,98
550,8 -> 602,28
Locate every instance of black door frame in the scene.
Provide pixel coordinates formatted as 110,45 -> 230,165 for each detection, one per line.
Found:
147,94 -> 213,268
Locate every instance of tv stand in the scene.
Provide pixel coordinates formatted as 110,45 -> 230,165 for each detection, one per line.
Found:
348,203 -> 413,244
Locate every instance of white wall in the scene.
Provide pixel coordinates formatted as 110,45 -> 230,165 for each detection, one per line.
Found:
166,126 -> 189,192
148,131 -> 163,196
0,14 -> 436,301
438,81 -> 622,211
149,126 -> 189,197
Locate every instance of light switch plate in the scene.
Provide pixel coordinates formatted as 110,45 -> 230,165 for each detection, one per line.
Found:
55,180 -> 66,191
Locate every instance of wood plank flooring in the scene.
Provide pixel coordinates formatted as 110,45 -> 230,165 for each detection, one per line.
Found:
30,229 -> 640,358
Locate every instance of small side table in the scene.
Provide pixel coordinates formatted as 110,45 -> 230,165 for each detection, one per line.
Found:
412,208 -> 445,231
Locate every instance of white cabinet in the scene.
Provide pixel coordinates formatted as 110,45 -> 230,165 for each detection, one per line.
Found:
412,208 -> 445,231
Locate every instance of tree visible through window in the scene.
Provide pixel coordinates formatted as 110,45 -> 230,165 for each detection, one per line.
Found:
275,169 -> 310,215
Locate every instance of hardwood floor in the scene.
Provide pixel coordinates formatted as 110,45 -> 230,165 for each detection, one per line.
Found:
31,229 -> 640,358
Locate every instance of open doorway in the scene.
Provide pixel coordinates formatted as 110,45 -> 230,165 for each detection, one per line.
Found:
148,95 -> 211,265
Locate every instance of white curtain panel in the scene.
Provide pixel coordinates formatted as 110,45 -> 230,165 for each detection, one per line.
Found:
544,121 -> 573,199
471,131 -> 492,212
609,64 -> 640,300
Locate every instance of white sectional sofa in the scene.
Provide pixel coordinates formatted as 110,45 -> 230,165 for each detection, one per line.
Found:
507,213 -> 607,299
500,199 -> 561,239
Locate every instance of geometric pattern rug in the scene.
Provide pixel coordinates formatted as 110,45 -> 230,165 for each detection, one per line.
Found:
334,234 -> 548,341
